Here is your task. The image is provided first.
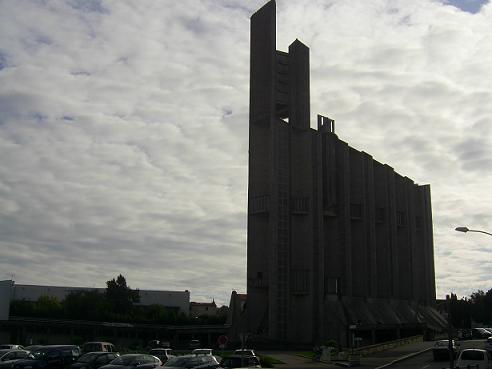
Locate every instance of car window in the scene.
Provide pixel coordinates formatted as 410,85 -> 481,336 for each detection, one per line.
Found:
138,355 -> 149,363
48,351 -> 61,359
487,351 -> 492,360
3,353 -> 15,360
248,357 -> 260,366
461,350 -> 484,361
95,355 -> 107,364
17,351 -> 29,359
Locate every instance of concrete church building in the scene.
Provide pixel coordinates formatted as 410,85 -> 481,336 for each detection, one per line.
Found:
246,1 -> 446,345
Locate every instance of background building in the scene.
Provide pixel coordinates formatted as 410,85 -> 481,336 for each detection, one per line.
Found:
247,0 -> 446,345
0,280 -> 13,320
8,282 -> 190,315
190,300 -> 217,318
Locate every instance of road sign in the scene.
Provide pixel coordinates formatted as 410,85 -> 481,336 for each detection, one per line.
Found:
217,335 -> 228,346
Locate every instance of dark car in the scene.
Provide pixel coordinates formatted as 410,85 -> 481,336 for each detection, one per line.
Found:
0,348 -> 23,352
473,328 -> 492,339
164,354 -> 220,369
70,352 -> 120,369
432,340 -> 460,361
99,354 -> 161,369
0,350 -> 30,369
220,355 -> 261,369
148,349 -> 174,364
13,345 -> 81,369
23,347 -> 44,353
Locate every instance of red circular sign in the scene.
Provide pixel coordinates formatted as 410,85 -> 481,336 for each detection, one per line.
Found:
217,335 -> 228,345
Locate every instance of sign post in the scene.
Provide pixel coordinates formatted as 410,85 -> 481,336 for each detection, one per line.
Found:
217,335 -> 228,356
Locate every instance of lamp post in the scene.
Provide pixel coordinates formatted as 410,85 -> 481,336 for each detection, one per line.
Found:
455,227 -> 492,236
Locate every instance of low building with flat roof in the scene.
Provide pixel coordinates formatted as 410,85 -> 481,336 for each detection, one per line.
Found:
11,282 -> 190,315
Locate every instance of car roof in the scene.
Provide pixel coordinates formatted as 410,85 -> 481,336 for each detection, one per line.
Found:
35,345 -> 78,351
81,351 -> 111,355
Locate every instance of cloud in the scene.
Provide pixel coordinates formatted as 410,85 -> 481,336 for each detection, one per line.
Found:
0,0 -> 491,306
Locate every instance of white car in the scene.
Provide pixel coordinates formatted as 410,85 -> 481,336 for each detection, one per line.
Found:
486,337 -> 492,353
192,349 -> 213,356
233,349 -> 256,357
457,349 -> 492,369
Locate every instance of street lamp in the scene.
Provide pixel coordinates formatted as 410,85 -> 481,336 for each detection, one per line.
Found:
455,227 -> 492,236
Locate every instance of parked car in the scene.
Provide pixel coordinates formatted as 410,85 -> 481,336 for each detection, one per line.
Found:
0,347 -> 23,351
70,352 -> 120,369
82,342 -> 116,354
220,355 -> 261,369
99,354 -> 161,369
432,339 -> 459,360
23,346 -> 44,353
458,329 -> 472,340
486,337 -> 492,353
188,341 -> 200,350
456,349 -> 492,369
233,349 -> 256,357
473,328 -> 492,339
13,345 -> 81,369
0,350 -> 30,369
148,349 -> 174,363
147,340 -> 170,349
192,349 -> 212,356
164,354 -> 220,369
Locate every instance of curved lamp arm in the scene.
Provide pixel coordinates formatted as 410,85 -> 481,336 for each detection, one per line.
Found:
455,227 -> 492,236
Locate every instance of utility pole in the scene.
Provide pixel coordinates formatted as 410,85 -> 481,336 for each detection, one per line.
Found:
447,294 -> 454,369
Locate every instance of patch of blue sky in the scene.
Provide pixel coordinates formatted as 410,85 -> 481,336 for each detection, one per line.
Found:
444,0 -> 489,13
0,50 -> 8,70
67,0 -> 108,14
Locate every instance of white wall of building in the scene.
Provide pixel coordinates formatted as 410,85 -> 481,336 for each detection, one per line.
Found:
12,283 -> 190,315
0,280 -> 13,320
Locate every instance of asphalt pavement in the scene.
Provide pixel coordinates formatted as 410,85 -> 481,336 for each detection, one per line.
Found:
259,339 -> 488,369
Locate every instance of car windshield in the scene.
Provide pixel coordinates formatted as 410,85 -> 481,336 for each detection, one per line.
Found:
29,350 -> 47,359
111,356 -> 137,365
78,353 -> 98,363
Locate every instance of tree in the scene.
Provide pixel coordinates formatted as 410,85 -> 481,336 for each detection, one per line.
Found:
35,295 -> 62,318
63,290 -> 109,320
106,274 -> 139,315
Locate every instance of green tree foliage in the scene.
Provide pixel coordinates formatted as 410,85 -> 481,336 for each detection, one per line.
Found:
448,288 -> 492,327
469,289 -> 492,325
10,299 -> 34,316
106,274 -> 140,316
35,295 -> 62,317
63,290 -> 109,321
449,293 -> 472,328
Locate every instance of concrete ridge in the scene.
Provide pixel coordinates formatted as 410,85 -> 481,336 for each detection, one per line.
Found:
374,347 -> 433,369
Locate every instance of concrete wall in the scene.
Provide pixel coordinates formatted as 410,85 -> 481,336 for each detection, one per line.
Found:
247,0 -> 436,345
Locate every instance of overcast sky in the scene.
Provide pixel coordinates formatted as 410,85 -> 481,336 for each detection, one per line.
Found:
0,0 -> 491,306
